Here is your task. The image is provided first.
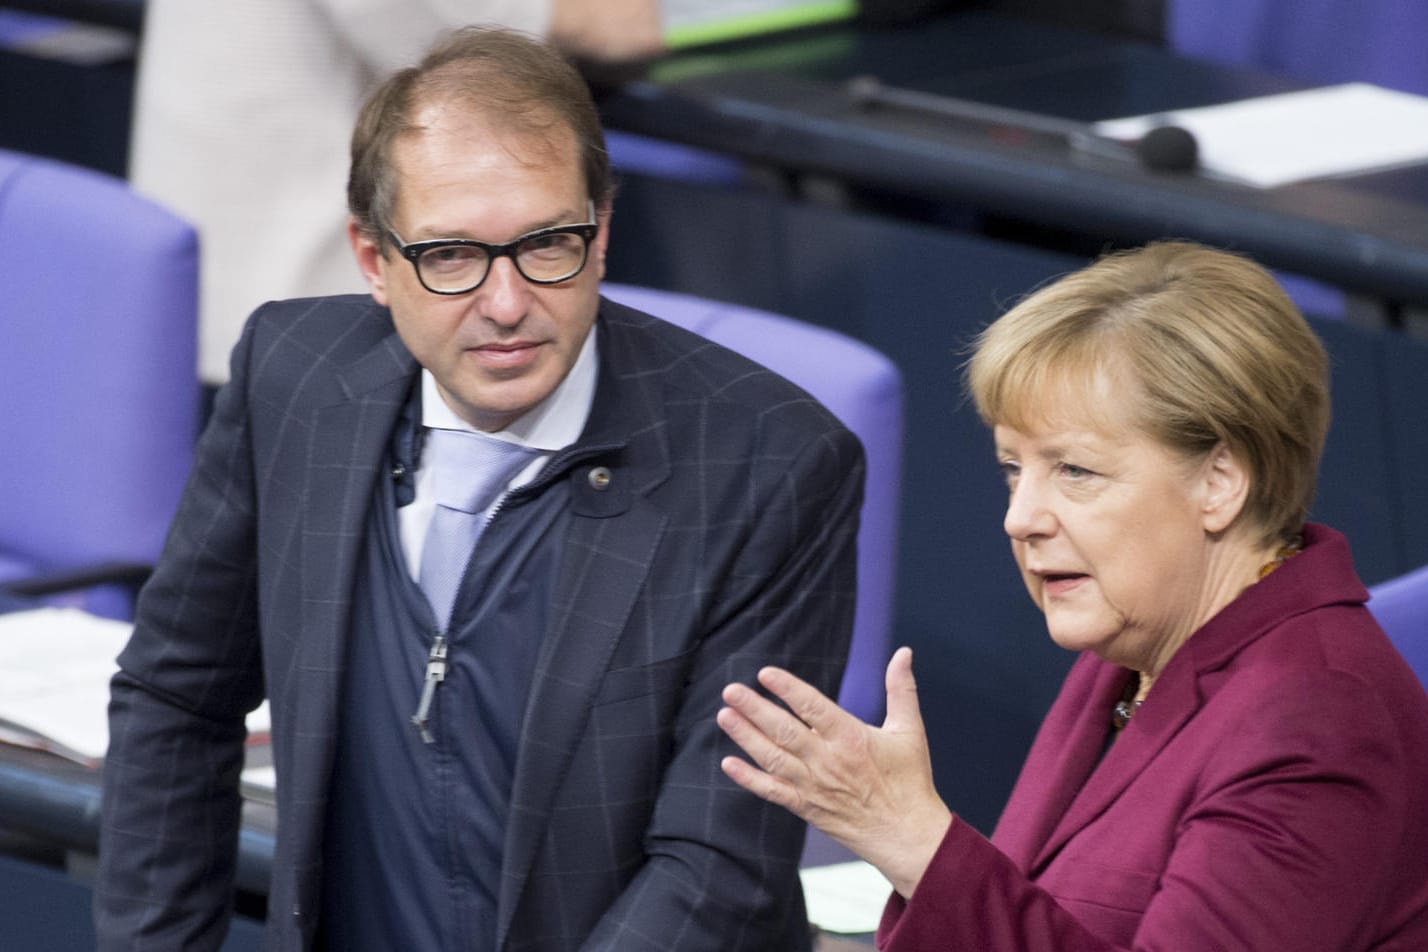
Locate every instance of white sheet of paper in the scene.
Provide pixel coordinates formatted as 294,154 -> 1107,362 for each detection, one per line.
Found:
799,859 -> 893,934
0,607 -> 270,764
241,765 -> 277,795
1095,83 -> 1428,188
0,607 -> 131,761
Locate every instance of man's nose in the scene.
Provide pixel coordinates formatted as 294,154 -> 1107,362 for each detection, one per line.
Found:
476,255 -> 532,326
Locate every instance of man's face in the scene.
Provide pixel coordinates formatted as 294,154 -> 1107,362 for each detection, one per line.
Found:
351,104 -> 608,432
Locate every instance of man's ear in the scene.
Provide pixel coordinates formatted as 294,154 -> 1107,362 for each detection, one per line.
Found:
348,216 -> 390,305
1201,441 -> 1251,534
593,201 -> 612,281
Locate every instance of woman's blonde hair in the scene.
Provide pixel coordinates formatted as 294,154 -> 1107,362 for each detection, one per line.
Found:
967,241 -> 1330,546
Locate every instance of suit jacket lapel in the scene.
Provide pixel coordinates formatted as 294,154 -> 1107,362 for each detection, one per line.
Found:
1031,657 -> 1201,871
496,496 -> 668,942
285,329 -> 415,877
992,656 -> 1122,869
1026,527 -> 1366,871
1000,526 -> 1370,880
296,334 -> 414,690
497,305 -> 672,945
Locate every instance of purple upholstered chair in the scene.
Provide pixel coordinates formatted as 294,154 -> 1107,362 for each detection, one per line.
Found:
602,283 -> 904,726
1168,0 -> 1428,97
0,148 -> 199,619
606,131 -> 746,187
1369,562 -> 1428,690
1166,0 -> 1428,322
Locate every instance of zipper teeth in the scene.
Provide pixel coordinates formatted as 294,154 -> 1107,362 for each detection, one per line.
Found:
485,491 -> 510,526
417,483 -> 516,737
412,633 -> 448,744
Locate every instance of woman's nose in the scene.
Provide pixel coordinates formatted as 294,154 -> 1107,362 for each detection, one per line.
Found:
1004,476 -> 1056,541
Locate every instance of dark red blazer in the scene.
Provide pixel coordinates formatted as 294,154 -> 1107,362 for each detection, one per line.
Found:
880,524 -> 1428,950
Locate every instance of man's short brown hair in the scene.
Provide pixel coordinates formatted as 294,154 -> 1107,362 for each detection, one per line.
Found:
348,27 -> 611,245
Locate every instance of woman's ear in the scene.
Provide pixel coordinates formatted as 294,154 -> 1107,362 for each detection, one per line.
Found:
1201,441 -> 1251,534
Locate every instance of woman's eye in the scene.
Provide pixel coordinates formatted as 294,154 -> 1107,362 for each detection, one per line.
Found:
1058,462 -> 1093,479
998,460 -> 1020,486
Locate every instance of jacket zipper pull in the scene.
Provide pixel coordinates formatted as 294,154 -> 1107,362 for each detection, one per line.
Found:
411,635 -> 448,744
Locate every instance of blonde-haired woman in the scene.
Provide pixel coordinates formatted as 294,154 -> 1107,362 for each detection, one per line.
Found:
719,242 -> 1428,950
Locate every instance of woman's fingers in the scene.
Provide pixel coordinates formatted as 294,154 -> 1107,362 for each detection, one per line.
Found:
753,665 -> 859,741
718,663 -> 880,784
882,647 -> 925,734
718,753 -> 804,814
715,699 -> 801,774
719,675 -> 823,760
716,704 -> 814,816
717,653 -> 953,898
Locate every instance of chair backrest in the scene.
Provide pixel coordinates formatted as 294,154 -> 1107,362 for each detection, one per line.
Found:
602,283 -> 903,723
1369,563 -> 1428,689
0,148 -> 199,618
606,131 -> 746,187
1166,0 -> 1428,324
1167,0 -> 1428,96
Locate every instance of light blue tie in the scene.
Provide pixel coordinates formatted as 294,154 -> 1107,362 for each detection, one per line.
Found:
418,428 -> 539,630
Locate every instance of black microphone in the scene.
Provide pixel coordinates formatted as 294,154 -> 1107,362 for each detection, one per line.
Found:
1133,123 -> 1199,173
846,76 -> 1199,173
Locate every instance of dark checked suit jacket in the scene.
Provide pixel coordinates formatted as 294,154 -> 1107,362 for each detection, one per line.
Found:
95,293 -> 864,951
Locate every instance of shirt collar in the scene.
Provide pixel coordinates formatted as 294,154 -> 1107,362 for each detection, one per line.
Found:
419,323 -> 598,452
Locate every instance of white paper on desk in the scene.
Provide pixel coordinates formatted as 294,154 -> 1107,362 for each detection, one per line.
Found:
799,860 -> 893,935
0,607 -> 131,762
1095,83 -> 1428,189
0,607 -> 271,765
241,765 -> 277,798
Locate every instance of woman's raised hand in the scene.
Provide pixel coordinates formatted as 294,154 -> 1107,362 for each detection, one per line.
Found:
717,647 -> 953,899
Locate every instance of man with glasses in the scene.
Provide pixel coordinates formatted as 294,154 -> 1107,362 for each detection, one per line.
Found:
133,0 -> 666,388
96,26 -> 863,952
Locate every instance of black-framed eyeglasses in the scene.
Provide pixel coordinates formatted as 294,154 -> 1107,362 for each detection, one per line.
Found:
389,201 -> 599,295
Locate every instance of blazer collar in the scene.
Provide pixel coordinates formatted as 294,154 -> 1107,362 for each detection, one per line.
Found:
286,317 -> 416,870
297,297 -> 673,714
991,655 -> 1128,870
494,300 -> 679,940
566,299 -> 676,494
1029,523 -> 1366,869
